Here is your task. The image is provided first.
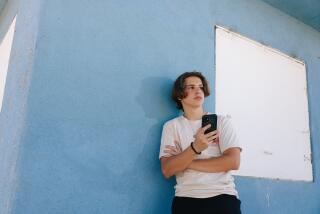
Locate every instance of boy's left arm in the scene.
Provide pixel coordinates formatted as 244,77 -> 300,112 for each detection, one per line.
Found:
187,147 -> 241,173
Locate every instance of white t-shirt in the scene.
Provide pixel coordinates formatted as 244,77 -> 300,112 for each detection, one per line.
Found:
159,114 -> 241,198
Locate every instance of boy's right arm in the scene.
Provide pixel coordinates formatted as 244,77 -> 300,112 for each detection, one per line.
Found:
160,124 -> 216,178
160,147 -> 197,179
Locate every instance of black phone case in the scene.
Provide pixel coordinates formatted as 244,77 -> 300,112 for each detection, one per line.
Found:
202,114 -> 217,134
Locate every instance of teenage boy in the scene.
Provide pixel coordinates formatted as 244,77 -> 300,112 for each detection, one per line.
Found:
159,71 -> 242,214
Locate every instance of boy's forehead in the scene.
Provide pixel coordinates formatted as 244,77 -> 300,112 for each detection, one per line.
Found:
185,76 -> 202,85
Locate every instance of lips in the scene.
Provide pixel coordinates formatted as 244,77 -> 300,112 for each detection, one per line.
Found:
194,96 -> 203,100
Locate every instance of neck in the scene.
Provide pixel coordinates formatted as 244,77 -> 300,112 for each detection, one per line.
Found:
183,107 -> 206,120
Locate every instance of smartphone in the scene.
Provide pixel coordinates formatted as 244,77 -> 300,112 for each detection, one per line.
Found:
202,114 -> 217,134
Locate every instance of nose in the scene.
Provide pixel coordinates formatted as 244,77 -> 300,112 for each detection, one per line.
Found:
195,86 -> 202,92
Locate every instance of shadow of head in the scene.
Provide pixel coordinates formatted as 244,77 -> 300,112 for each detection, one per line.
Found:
136,77 -> 178,120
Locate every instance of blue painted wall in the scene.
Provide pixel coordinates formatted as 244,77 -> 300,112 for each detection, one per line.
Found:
261,0 -> 320,31
1,0 -> 320,213
0,0 -> 7,15
0,0 -> 39,213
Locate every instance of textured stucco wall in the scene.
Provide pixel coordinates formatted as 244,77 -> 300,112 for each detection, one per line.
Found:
1,0 -> 320,213
0,0 -> 8,15
0,0 -> 40,213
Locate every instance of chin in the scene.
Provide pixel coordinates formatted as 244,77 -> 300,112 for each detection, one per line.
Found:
192,103 -> 203,108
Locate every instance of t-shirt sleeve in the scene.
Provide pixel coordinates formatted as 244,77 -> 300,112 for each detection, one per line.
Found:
159,121 -> 176,159
219,116 -> 242,154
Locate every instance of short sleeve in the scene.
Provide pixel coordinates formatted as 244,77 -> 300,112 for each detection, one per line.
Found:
218,116 -> 242,154
159,121 -> 176,159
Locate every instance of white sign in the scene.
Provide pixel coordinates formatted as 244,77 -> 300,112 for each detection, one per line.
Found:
0,16 -> 16,112
215,26 -> 312,181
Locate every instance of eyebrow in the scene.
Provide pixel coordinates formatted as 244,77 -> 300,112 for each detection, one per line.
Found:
185,84 -> 203,86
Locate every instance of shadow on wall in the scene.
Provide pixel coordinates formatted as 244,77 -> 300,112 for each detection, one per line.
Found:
62,76 -> 179,212
65,76 -> 180,212
134,76 -> 179,212
13,76 -> 180,213
136,76 -> 178,120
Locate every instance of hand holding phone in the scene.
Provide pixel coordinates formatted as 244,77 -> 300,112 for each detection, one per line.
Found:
192,114 -> 218,153
202,114 -> 217,134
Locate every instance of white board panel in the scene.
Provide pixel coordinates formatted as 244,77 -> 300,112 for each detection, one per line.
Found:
0,16 -> 16,112
215,26 -> 312,181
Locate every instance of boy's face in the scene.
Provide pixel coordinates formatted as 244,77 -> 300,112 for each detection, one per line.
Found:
181,76 -> 205,109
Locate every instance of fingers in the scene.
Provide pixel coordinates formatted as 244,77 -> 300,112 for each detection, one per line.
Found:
196,124 -> 210,135
164,145 -> 181,156
207,135 -> 218,142
163,149 -> 178,156
200,124 -> 211,133
174,140 -> 182,152
163,148 -> 178,156
205,130 -> 218,137
194,126 -> 218,148
165,145 -> 179,152
205,131 -> 219,143
212,137 -> 219,144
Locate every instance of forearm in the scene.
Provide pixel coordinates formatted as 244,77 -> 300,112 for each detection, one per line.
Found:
188,151 -> 240,173
161,147 -> 196,178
